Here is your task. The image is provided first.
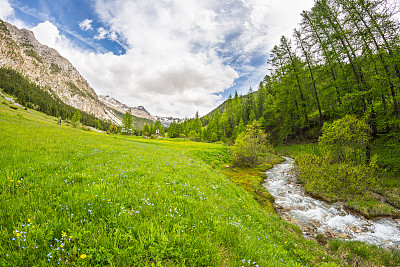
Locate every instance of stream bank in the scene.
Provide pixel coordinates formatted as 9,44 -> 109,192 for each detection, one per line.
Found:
263,157 -> 400,250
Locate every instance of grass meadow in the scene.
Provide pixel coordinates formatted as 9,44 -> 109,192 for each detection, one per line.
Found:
1,96 -> 399,266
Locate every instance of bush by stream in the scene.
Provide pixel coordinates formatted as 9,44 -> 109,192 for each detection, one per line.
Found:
296,154 -> 378,200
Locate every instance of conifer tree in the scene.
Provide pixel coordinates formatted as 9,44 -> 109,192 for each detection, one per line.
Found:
122,109 -> 133,135
142,122 -> 150,136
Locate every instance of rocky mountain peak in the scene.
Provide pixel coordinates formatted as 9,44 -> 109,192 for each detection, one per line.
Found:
0,20 -> 119,123
98,95 -> 154,121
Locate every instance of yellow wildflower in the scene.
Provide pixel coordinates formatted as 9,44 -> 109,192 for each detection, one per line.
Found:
60,245 -> 64,248
16,233 -> 21,237
69,235 -> 73,239
80,254 -> 87,259
61,231 -> 67,238
28,219 -> 31,223
10,180 -> 14,182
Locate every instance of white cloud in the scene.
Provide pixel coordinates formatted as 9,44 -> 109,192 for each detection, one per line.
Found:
108,31 -> 117,41
94,27 -> 108,40
2,0 -> 316,118
32,21 -> 63,48
0,0 -> 13,20
79,19 -> 93,31
0,0 -> 27,28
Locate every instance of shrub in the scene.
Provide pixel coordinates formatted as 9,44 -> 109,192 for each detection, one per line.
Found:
231,121 -> 271,167
188,130 -> 199,141
319,115 -> 371,164
296,154 -> 378,197
72,121 -> 82,129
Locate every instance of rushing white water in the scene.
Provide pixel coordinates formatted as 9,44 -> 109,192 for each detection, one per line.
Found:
263,157 -> 400,249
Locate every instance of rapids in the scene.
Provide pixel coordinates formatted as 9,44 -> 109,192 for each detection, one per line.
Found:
263,157 -> 400,250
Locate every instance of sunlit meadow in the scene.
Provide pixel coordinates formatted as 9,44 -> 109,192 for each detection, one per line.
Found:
3,100 -> 399,266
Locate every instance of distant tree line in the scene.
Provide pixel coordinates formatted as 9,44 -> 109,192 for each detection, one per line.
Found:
168,0 -> 400,144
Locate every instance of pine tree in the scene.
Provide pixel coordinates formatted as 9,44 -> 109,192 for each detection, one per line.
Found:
142,122 -> 150,136
71,110 -> 82,123
122,109 -> 133,135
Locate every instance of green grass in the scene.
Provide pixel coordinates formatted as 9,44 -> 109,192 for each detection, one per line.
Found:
1,96 -> 399,266
0,98 -> 335,266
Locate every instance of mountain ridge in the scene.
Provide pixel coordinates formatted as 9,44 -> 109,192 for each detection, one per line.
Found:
0,20 -> 119,123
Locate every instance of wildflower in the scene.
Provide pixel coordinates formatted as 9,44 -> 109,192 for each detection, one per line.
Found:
80,254 -> 87,259
61,231 -> 67,238
10,180 -> 14,182
69,235 -> 73,239
16,233 -> 21,237
28,219 -> 31,223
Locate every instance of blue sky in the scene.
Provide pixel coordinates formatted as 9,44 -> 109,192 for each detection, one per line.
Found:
1,0 -> 314,117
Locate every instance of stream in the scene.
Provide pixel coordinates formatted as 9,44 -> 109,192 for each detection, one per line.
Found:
263,157 -> 400,250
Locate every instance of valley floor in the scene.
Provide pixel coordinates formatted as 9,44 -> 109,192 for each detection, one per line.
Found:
0,98 -> 399,266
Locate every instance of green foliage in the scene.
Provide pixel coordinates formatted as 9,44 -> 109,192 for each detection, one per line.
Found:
71,110 -> 82,123
121,109 -> 133,135
188,130 -> 199,141
24,49 -> 42,62
297,154 -> 378,198
170,0 -> 400,146
231,121 -> 271,167
71,110 -> 82,128
153,119 -> 165,136
49,63 -> 62,74
142,122 -> 150,136
319,115 -> 371,164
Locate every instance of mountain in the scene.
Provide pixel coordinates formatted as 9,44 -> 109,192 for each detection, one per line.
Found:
0,20 -> 122,124
0,20 -> 179,128
99,95 -> 179,127
98,95 -> 154,122
153,115 -> 180,127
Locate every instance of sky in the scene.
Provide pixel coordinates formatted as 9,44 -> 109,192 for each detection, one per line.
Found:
0,0 -> 315,118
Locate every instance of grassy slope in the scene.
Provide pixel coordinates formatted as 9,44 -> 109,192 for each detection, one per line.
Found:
0,94 -> 399,266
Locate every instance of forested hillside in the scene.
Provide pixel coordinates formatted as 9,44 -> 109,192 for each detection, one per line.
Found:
0,68 -> 114,131
169,0 -> 400,145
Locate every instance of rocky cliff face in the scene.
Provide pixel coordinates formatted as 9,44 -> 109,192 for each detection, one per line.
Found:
0,20 -> 118,123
